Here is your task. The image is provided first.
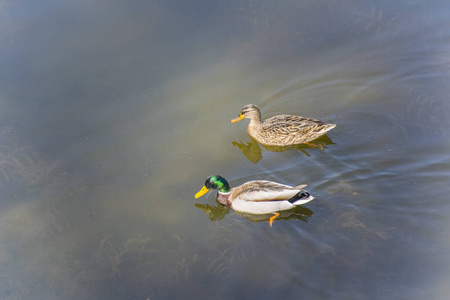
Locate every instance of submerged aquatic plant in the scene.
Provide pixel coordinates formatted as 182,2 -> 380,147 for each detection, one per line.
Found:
0,127 -> 37,187
316,182 -> 394,272
93,232 -> 204,297
0,127 -> 92,299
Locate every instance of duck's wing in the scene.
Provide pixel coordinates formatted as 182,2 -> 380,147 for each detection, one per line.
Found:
262,115 -> 324,136
232,180 -> 300,202
294,184 -> 307,189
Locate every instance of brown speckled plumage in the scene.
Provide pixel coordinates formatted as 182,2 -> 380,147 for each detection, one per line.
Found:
232,104 -> 336,146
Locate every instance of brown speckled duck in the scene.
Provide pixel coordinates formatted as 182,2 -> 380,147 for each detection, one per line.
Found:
231,104 -> 336,146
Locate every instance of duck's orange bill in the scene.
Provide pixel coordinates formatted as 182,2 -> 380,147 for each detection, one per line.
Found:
195,186 -> 210,198
230,113 -> 244,123
269,212 -> 280,227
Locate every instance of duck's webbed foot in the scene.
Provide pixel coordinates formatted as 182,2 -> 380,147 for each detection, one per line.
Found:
269,212 -> 280,227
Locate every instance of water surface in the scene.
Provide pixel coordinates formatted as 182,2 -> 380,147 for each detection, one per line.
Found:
1,0 -> 450,299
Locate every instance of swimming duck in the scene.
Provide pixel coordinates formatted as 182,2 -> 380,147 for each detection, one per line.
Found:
231,104 -> 336,146
195,175 -> 314,226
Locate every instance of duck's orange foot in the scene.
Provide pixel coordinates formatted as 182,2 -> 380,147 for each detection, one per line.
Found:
304,142 -> 324,149
269,212 -> 280,227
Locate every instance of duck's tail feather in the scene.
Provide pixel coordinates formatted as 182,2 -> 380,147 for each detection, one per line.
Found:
288,191 -> 312,204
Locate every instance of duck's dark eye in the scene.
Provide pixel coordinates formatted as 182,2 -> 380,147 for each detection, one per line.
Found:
205,180 -> 216,189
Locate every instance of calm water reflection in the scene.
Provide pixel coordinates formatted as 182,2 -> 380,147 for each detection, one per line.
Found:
232,135 -> 336,163
1,0 -> 450,299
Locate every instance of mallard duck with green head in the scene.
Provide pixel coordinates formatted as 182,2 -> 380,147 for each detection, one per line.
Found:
195,175 -> 314,226
231,104 -> 336,146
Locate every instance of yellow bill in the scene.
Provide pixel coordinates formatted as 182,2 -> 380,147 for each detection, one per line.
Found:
195,186 -> 210,198
230,113 -> 244,123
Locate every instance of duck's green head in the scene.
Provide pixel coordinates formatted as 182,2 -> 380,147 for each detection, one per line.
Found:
195,175 -> 231,198
230,104 -> 261,123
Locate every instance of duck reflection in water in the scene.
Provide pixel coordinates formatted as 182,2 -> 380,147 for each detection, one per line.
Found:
232,134 -> 336,164
195,203 -> 313,224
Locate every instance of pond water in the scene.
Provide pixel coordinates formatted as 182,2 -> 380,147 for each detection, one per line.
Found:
1,0 -> 450,299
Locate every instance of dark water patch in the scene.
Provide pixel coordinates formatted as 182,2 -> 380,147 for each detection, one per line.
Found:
1,0 -> 450,299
